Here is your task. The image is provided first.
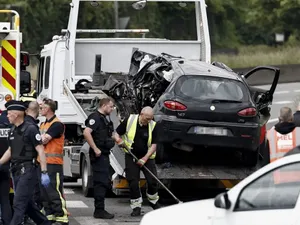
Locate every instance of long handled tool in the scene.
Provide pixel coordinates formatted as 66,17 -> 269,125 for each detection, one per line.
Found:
124,145 -> 183,204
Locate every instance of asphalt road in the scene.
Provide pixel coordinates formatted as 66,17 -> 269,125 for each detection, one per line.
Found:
65,180 -> 153,225
263,82 -> 300,129
65,82 -> 300,225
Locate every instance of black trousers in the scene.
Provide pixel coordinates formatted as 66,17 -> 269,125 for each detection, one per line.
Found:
91,154 -> 110,211
0,168 -> 12,225
10,165 -> 50,225
39,164 -> 68,223
125,153 -> 159,208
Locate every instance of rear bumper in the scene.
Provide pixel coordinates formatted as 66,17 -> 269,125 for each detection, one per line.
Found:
155,115 -> 260,151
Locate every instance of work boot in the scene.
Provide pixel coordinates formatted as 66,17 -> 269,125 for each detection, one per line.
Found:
93,209 -> 114,219
149,202 -> 161,210
131,207 -> 141,217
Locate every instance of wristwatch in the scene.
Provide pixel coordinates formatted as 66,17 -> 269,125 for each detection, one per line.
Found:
41,170 -> 48,174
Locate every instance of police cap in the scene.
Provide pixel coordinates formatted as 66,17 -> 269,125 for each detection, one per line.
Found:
5,100 -> 27,111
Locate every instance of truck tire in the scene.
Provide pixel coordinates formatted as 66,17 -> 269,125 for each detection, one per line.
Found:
81,155 -> 93,197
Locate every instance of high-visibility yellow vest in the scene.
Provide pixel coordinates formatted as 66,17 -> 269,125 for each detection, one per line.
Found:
122,114 -> 156,159
20,89 -> 37,102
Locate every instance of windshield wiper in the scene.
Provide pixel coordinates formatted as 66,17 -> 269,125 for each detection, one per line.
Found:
211,99 -> 242,103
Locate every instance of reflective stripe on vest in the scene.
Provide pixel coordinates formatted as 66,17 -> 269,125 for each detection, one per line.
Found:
268,127 -> 300,184
267,127 -> 300,163
20,90 -> 37,102
40,117 -> 65,164
122,114 -> 156,159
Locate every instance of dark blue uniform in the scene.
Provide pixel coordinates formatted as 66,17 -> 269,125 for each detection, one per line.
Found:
0,110 -> 12,225
85,111 -> 115,219
4,101 -> 51,225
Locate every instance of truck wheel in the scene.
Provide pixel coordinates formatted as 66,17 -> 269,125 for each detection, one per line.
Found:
81,156 -> 93,197
242,151 -> 259,167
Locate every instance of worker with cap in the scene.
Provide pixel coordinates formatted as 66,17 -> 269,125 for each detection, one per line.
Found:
114,106 -> 161,217
0,100 -> 51,225
0,103 -> 12,225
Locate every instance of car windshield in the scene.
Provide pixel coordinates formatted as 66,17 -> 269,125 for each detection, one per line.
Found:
174,75 -> 248,102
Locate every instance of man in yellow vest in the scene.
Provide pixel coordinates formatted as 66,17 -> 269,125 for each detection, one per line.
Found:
39,98 -> 68,225
114,106 -> 161,217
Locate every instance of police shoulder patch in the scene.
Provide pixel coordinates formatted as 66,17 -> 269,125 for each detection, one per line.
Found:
35,134 -> 42,141
89,119 -> 95,125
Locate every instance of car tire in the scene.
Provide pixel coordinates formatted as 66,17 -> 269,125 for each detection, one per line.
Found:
81,155 -> 93,197
155,143 -> 165,164
242,150 -> 259,167
259,139 -> 270,167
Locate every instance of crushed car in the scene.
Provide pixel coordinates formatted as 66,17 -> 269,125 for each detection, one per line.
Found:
101,50 -> 280,167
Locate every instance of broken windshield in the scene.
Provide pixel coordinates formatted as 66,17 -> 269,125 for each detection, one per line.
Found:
76,1 -> 197,40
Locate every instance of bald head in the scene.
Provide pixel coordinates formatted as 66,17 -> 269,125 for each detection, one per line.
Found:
139,106 -> 154,126
141,106 -> 153,116
279,106 -> 293,123
26,101 -> 40,119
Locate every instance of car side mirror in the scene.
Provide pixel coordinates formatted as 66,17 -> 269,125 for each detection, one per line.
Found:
214,192 -> 231,209
20,71 -> 31,95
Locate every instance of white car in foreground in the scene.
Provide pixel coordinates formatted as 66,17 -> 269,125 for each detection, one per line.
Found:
140,154 -> 300,225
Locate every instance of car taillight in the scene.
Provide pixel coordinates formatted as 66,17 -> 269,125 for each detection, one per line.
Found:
164,100 -> 187,111
238,107 -> 257,117
259,124 -> 266,144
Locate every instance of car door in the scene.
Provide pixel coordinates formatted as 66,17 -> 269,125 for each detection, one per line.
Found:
212,161 -> 300,225
241,66 -> 280,124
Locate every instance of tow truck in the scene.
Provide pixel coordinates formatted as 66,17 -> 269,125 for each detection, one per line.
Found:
36,0 -> 261,197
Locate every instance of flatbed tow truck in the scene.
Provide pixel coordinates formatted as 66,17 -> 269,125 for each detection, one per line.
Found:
36,0 -> 261,197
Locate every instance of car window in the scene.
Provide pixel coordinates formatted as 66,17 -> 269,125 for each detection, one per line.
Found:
234,162 -> 300,211
174,75 -> 248,102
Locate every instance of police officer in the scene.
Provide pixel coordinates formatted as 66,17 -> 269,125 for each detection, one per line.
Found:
39,98 -> 68,225
25,101 -> 40,125
0,100 -> 51,225
24,101 -> 42,225
83,97 -> 115,219
114,106 -> 161,217
0,107 -> 12,225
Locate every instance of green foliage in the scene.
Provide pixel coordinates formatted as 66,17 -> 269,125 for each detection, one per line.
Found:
1,0 -> 300,65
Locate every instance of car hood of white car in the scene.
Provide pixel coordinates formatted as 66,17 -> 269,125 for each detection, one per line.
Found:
140,198 -> 215,225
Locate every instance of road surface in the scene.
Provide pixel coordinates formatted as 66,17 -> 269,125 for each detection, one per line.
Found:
262,82 -> 300,129
65,181 -> 152,225
65,82 -> 300,225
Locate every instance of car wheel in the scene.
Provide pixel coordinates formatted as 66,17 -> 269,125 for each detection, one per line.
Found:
155,143 -> 164,164
259,139 -> 270,167
242,150 -> 259,167
81,155 -> 93,197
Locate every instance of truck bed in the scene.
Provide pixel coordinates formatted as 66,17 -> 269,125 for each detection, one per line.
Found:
110,143 -> 257,180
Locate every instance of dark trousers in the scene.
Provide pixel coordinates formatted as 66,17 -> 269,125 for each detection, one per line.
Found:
125,154 -> 159,208
91,154 -> 110,211
39,164 -> 68,223
0,169 -> 12,225
10,165 -> 51,225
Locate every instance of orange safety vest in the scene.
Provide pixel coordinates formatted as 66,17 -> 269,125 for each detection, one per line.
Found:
40,116 -> 65,165
267,127 -> 300,184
